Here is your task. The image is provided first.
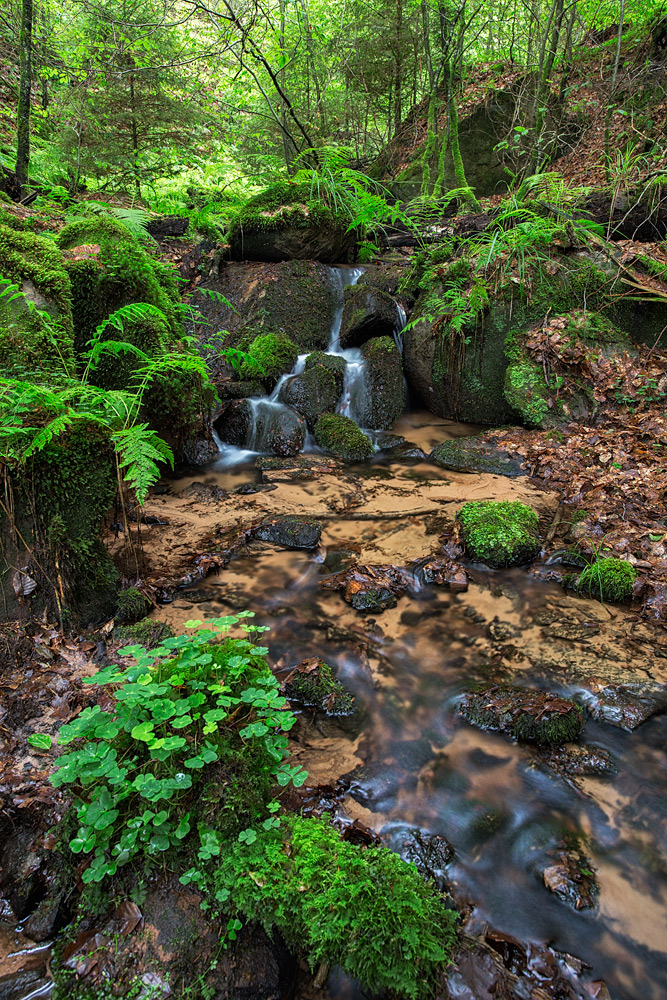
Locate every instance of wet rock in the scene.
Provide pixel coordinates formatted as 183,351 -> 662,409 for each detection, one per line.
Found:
303,351 -> 347,390
314,413 -> 374,461
359,336 -> 406,430
321,563 -> 407,612
182,434 -> 220,466
255,515 -> 322,549
321,549 -> 358,574
214,399 -> 254,446
192,260 -> 339,366
0,969 -> 52,1000
431,435 -> 525,477
23,890 -> 66,941
339,284 -> 401,347
180,481 -> 226,501
390,443 -> 428,461
284,657 -> 355,716
391,827 -> 454,892
375,432 -> 406,450
542,838 -> 599,910
541,621 -> 600,641
252,406 -> 307,457
278,366 -> 341,428
460,686 -> 584,746
420,556 -> 468,591
218,379 -> 265,401
539,742 -> 616,778
0,824 -> 47,919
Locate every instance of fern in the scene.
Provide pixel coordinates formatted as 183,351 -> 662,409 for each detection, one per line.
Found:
112,423 -> 174,503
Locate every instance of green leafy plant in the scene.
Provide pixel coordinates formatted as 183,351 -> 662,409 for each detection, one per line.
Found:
46,616 -> 304,885
577,556 -> 636,603
457,500 -> 540,568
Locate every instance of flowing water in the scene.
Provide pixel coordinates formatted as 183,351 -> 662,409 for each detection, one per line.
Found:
156,446 -> 667,1000
213,266 -> 407,464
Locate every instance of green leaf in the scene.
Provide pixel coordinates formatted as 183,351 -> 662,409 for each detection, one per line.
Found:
28,733 -> 52,750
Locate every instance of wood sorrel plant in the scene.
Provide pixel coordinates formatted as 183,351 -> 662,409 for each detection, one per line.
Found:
47,615 -> 306,884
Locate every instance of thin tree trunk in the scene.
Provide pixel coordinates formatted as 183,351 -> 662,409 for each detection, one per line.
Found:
604,0 -> 625,181
16,0 -> 33,199
129,72 -> 141,200
394,0 -> 403,134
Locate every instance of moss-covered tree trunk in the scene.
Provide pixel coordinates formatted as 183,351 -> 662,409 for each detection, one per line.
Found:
15,0 -> 33,200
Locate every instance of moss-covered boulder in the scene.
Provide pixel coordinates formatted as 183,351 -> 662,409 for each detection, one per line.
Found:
431,436 -> 525,477
255,516 -> 322,549
504,310 -> 632,429
304,351 -> 347,390
576,557 -> 636,603
284,657 -> 355,715
314,413 -> 374,461
339,284 -> 401,348
228,182 -> 354,263
219,379 -> 266,401
457,500 -> 540,568
359,336 -> 405,429
460,686 -> 585,746
0,224 -> 74,375
278,366 -> 341,428
239,332 -> 300,388
192,260 -> 339,355
1,423 -> 118,624
114,618 -> 175,646
214,399 -> 306,456
404,255 -> 622,425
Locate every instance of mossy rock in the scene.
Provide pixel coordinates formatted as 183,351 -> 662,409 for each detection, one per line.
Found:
359,336 -> 405,430
254,515 -> 322,549
431,436 -> 524,477
460,686 -> 584,746
304,351 -> 347,390
576,558 -> 636,603
1,422 -> 118,624
278,365 -> 341,428
115,587 -> 152,625
284,658 -> 355,715
239,332 -> 300,388
114,618 -> 175,646
219,379 -> 266,401
0,224 -> 75,375
339,284 -> 400,348
228,182 -> 354,263
457,500 -> 540,568
314,413 -> 374,461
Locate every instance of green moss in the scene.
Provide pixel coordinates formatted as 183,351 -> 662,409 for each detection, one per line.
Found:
304,350 -> 347,387
239,332 -> 300,386
461,686 -> 584,746
577,557 -> 636,603
504,357 -> 551,427
114,617 -> 174,646
314,413 -> 374,461
228,181 -> 345,244
285,659 -> 355,715
457,500 -> 540,568
279,364 -> 340,427
214,814 -> 458,999
115,587 -> 151,625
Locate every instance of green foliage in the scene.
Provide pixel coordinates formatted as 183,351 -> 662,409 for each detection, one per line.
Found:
457,500 -> 540,568
239,332 -> 299,385
114,618 -> 175,646
314,413 -> 374,461
504,357 -> 552,427
214,814 -> 457,999
0,276 -> 75,378
577,557 -> 636,603
0,223 -> 73,330
46,616 -> 303,885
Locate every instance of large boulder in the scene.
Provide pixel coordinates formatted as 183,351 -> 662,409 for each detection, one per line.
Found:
303,351 -> 347,390
339,284 -> 401,348
359,336 -> 405,429
192,260 -> 339,362
228,182 -> 355,263
278,365 -> 341,428
214,399 -> 306,457
314,413 -> 374,461
214,399 -> 254,446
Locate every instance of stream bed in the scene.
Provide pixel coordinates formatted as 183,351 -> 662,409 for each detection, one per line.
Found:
149,434 -> 667,1000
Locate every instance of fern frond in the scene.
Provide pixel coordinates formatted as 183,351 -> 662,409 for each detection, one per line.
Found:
23,411 -> 78,457
112,423 -> 174,504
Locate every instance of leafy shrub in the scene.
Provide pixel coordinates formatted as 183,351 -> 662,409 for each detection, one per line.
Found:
214,814 -> 458,999
577,557 -> 636,603
47,616 -> 304,885
457,500 -> 540,568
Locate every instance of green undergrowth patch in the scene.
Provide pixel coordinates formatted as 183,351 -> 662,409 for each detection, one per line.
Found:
214,813 -> 458,999
577,557 -> 636,603
228,181 -> 346,244
457,500 -> 540,568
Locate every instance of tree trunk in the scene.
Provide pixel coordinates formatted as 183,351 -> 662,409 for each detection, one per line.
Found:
129,72 -> 141,200
16,0 -> 33,200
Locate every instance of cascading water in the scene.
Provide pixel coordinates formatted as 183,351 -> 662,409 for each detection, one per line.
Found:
214,265 -> 374,465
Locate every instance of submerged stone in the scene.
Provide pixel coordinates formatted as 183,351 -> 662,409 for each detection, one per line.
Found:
254,515 -> 322,549
457,500 -> 540,568
431,436 -> 525,477
460,686 -> 585,746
